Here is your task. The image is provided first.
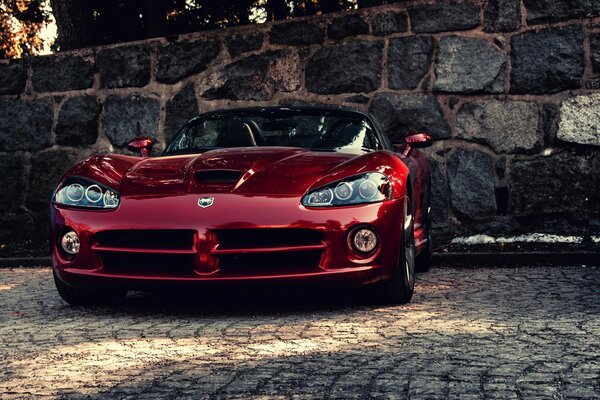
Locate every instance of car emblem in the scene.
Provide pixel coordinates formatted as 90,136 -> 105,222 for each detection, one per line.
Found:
197,197 -> 214,208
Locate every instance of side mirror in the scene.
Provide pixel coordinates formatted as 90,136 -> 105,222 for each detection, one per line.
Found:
405,132 -> 433,148
394,132 -> 432,156
127,137 -> 153,157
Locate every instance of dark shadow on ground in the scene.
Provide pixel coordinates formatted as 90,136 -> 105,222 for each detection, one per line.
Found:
94,279 -> 389,317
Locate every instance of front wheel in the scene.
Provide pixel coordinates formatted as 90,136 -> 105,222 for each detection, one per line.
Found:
53,270 -> 126,306
379,196 -> 415,304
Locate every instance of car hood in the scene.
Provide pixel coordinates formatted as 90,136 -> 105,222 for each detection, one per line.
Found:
120,147 -> 359,197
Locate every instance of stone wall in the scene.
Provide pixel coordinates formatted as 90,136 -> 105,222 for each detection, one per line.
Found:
1,0 -> 599,256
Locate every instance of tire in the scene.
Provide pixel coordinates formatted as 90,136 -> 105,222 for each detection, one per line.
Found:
415,211 -> 432,273
379,195 -> 415,305
53,270 -> 126,306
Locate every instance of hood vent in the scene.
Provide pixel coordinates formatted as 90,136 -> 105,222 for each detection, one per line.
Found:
195,170 -> 243,183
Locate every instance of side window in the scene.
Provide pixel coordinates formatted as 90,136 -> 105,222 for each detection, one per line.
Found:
171,125 -> 194,150
172,121 -> 221,150
364,124 -> 381,150
192,121 -> 219,147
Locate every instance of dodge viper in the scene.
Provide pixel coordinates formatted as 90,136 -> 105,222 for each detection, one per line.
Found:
51,106 -> 432,305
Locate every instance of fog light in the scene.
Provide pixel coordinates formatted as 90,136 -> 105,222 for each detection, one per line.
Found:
351,227 -> 378,253
61,231 -> 80,255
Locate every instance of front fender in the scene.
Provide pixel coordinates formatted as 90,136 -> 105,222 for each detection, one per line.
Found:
55,154 -> 142,193
307,150 -> 411,200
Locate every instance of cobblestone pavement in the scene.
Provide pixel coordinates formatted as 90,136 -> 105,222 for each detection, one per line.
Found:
0,266 -> 599,399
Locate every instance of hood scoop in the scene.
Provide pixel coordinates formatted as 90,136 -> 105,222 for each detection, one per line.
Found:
192,169 -> 244,193
195,169 -> 243,183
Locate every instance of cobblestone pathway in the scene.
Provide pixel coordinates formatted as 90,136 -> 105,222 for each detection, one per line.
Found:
0,266 -> 599,399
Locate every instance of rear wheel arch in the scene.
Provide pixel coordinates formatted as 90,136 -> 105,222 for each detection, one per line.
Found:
403,174 -> 415,218
414,168 -> 432,272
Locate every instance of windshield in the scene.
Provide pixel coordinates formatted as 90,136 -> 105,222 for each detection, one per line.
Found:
164,109 -> 382,155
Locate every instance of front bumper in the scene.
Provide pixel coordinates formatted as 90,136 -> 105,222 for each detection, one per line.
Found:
51,194 -> 405,290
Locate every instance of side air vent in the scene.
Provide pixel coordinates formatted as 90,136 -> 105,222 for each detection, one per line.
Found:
195,170 -> 243,183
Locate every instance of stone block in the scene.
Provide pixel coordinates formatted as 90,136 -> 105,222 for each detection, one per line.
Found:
156,40 -> 221,84
328,14 -> 369,40
270,21 -> 324,45
202,50 -> 300,100
0,99 -> 53,151
56,96 -> 101,146
31,55 -> 93,92
0,60 -> 27,95
369,92 -> 450,141
434,36 -> 505,93
410,0 -> 480,33
388,36 -> 433,90
557,93 -> 600,146
306,41 -> 383,94
96,45 -> 151,88
104,94 -> 160,146
226,33 -> 264,58
524,0 -> 599,24
372,11 -> 408,36
447,149 -> 497,218
456,100 -> 540,153
484,0 -> 521,32
510,25 -> 584,94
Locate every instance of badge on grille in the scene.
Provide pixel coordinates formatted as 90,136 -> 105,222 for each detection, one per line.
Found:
197,197 -> 214,208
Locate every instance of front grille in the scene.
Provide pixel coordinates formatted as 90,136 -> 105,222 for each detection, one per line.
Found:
100,252 -> 195,277
92,230 -> 195,250
215,228 -> 322,249
92,228 -> 325,278
213,228 -> 324,275
217,250 -> 322,275
93,230 -> 196,277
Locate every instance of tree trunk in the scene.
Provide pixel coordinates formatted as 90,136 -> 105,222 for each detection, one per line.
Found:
320,0 -> 340,14
266,0 -> 289,21
110,0 -> 144,43
49,0 -> 93,51
141,0 -> 167,38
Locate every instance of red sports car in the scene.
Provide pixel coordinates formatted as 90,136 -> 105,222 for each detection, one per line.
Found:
51,107 -> 432,305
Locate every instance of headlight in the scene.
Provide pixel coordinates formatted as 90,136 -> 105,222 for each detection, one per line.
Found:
53,178 -> 120,209
302,172 -> 392,207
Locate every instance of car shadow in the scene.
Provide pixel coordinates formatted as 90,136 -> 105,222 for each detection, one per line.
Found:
89,280 -> 393,317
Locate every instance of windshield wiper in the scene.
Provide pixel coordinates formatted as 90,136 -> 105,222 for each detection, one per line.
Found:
308,147 -> 374,153
164,147 -> 220,156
